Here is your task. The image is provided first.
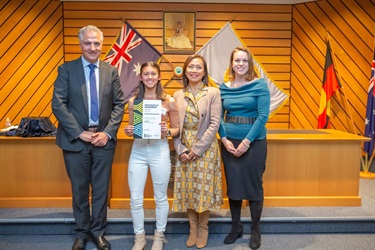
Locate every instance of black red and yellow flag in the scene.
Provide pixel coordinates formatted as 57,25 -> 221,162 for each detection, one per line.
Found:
317,41 -> 341,129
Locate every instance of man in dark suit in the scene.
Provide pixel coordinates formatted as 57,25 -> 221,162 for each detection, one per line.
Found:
52,25 -> 125,250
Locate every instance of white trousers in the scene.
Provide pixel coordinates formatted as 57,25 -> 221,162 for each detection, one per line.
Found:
128,139 -> 171,234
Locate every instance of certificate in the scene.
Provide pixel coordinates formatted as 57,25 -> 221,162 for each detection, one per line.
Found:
133,99 -> 162,139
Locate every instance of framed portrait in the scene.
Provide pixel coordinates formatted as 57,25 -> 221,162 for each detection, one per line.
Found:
163,11 -> 196,54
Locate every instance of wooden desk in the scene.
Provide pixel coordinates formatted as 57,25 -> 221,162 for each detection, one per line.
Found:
0,137 -> 71,207
0,129 -> 369,208
263,129 -> 369,206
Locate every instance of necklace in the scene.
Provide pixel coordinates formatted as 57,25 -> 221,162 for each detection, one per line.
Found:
190,88 -> 199,95
189,83 -> 202,94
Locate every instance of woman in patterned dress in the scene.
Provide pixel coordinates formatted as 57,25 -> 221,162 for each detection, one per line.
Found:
172,54 -> 223,249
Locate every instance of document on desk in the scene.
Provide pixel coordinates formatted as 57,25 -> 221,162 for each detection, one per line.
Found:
133,99 -> 161,139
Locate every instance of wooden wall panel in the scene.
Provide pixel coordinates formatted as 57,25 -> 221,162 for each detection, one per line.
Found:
0,0 -> 63,126
59,1 -> 292,128
0,0 -> 373,144
291,0 -> 375,140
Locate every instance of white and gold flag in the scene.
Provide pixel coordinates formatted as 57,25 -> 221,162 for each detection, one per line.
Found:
197,22 -> 289,117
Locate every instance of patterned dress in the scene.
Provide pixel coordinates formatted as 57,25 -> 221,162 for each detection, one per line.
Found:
173,89 -> 223,213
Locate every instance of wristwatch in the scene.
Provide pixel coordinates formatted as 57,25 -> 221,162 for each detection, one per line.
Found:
166,129 -> 171,137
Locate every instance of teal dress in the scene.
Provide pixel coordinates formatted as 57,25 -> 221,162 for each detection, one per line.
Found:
219,78 -> 270,200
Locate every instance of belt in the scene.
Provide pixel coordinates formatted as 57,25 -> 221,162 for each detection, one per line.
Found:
88,126 -> 98,132
225,115 -> 256,124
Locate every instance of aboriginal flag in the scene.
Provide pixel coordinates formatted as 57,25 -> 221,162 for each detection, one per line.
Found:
317,41 -> 341,129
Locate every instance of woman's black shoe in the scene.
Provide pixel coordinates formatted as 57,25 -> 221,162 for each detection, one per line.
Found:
249,229 -> 261,249
223,224 -> 243,244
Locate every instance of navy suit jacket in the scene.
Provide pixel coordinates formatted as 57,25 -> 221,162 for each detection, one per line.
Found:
52,57 -> 125,152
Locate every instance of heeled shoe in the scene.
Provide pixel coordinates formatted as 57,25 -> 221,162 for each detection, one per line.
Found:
132,232 -> 146,250
223,224 -> 243,244
249,229 -> 261,250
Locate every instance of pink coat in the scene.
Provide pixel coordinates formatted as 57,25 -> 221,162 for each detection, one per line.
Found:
172,86 -> 221,156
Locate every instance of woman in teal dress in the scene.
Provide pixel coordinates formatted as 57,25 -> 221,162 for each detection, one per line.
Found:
219,46 -> 270,250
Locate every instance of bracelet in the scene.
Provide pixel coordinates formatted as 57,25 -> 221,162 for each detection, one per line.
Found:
242,140 -> 250,148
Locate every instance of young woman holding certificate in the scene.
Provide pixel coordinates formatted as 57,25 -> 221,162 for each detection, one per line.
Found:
124,62 -> 179,250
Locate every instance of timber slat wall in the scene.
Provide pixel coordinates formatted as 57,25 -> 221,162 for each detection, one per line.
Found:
1,0 -> 63,127
0,0 -> 374,142
62,2 -> 292,127
291,0 -> 375,135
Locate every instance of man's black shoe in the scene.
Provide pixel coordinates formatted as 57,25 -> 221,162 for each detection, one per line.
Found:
72,238 -> 86,250
93,236 -> 111,250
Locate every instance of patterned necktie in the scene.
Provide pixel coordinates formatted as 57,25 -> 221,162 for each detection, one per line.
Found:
88,64 -> 98,122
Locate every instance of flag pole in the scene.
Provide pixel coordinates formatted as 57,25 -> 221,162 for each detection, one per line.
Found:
360,149 -> 375,178
366,148 -> 375,172
325,31 -> 357,134
161,55 -> 178,88
363,151 -> 368,172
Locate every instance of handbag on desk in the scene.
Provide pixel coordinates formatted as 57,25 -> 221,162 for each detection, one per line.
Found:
16,117 -> 57,137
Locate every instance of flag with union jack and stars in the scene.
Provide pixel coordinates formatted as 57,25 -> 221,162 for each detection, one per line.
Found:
103,21 -> 162,102
364,47 -> 375,159
364,48 -> 375,162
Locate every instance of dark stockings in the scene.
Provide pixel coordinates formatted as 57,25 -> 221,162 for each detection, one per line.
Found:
223,199 -> 243,244
249,200 -> 263,250
229,198 -> 242,227
249,201 -> 263,230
